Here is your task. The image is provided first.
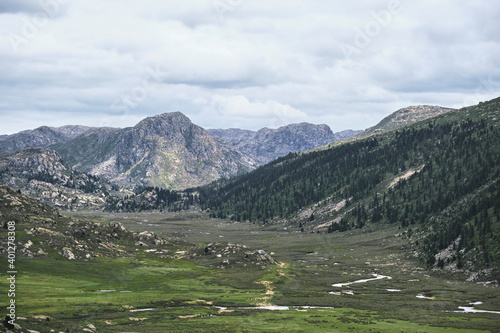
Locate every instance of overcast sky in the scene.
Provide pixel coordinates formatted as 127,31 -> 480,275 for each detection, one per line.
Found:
0,0 -> 499,134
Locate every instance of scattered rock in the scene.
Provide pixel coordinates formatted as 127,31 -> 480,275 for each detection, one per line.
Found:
261,253 -> 276,265
109,222 -> 127,233
137,231 -> 155,240
63,247 -> 75,260
74,228 -> 86,238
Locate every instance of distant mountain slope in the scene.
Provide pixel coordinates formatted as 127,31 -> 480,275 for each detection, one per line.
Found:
0,147 -> 116,210
309,105 -> 459,154
52,112 -> 256,190
362,105 -> 457,136
208,123 -> 361,165
207,128 -> 256,147
0,125 -> 95,153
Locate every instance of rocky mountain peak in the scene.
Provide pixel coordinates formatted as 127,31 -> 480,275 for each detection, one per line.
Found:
364,105 -> 457,135
136,111 -> 192,129
52,112 -> 255,190
131,112 -> 205,147
389,105 -> 457,123
1,147 -> 65,174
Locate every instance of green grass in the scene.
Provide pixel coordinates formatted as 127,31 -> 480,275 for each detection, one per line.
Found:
4,256 -> 494,333
3,210 -> 500,332
5,256 -> 266,332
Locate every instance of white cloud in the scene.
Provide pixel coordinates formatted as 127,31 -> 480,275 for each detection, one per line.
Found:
0,0 -> 499,134
200,95 -> 307,129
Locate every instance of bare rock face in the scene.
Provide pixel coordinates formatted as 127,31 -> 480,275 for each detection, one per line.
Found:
209,124 -> 361,165
53,112 -> 256,190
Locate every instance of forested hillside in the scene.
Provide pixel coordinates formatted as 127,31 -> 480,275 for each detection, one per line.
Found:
198,102 -> 498,221
195,98 -> 500,275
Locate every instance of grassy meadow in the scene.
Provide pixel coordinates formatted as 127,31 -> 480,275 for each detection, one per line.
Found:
2,210 -> 499,332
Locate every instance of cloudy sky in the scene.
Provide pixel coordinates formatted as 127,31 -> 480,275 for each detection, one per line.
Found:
0,0 -> 499,134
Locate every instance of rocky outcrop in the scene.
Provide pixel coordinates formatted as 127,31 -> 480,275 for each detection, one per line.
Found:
0,184 -> 174,261
209,124 -> 361,165
63,247 -> 76,260
0,147 -> 115,210
193,243 -> 277,269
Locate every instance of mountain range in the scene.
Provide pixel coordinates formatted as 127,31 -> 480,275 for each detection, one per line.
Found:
208,125 -> 361,165
0,112 -> 364,192
1,98 -> 498,332
0,102 -> 466,208
197,98 -> 500,278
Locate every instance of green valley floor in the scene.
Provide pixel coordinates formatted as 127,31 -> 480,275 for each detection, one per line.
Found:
2,211 -> 499,332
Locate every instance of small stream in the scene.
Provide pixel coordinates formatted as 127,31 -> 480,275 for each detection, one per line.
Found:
453,302 -> 500,314
331,273 -> 392,288
215,306 -> 335,311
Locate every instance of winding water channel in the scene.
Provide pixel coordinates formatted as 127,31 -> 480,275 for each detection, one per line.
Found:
331,273 -> 392,288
